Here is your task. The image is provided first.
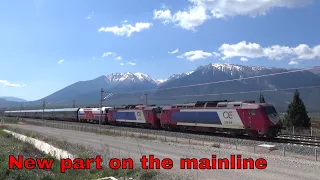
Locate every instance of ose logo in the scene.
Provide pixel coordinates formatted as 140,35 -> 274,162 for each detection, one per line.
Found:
137,112 -> 141,116
223,111 -> 233,119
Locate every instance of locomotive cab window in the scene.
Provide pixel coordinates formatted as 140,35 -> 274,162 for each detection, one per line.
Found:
250,109 -> 256,115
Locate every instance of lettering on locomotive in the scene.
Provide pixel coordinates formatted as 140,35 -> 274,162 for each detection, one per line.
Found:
223,111 -> 233,119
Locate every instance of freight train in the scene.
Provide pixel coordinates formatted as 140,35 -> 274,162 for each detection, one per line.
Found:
3,100 -> 281,138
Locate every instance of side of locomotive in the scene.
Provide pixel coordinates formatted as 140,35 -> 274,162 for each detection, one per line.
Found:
160,101 -> 280,137
78,107 -> 112,124
107,104 -> 161,128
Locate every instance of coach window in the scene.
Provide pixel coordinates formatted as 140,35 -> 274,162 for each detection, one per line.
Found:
250,109 -> 256,115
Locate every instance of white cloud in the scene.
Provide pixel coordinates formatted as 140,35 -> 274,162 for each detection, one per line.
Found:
240,57 -> 248,62
177,50 -> 218,61
153,5 -> 208,30
0,80 -> 26,88
120,63 -> 124,66
87,12 -> 94,20
212,52 -> 220,57
128,62 -> 136,65
168,48 -> 179,54
153,9 -> 172,24
102,52 -> 115,57
58,59 -> 64,64
289,60 -> 299,65
293,44 -> 320,60
98,22 -> 152,37
191,0 -> 311,18
219,41 -> 320,61
122,20 -> 128,23
102,52 -> 124,61
153,0 -> 311,30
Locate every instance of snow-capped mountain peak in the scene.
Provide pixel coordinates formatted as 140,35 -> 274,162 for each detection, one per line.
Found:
105,72 -> 157,84
155,79 -> 166,84
209,63 -> 273,72
211,63 -> 243,71
103,63 -> 288,86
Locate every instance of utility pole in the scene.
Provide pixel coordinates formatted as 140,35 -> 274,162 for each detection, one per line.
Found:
73,100 -> 76,108
99,88 -> 104,130
145,93 -> 148,105
42,99 -> 45,121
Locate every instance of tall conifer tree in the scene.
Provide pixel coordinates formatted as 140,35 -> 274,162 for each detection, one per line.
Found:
283,89 -> 311,127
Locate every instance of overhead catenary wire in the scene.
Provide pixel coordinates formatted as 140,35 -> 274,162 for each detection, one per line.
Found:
105,66 -> 320,96
157,85 -> 320,98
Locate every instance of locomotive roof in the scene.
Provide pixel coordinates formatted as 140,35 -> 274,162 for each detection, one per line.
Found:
110,104 -> 160,110
5,108 -> 80,113
162,100 -> 265,110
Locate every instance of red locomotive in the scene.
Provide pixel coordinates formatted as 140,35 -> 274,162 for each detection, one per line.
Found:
107,100 -> 281,137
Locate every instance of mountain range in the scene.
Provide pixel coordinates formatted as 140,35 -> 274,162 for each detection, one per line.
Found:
0,96 -> 26,102
2,63 -> 320,112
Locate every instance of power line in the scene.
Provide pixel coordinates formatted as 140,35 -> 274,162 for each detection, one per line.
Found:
109,66 -> 319,95
156,85 -> 320,98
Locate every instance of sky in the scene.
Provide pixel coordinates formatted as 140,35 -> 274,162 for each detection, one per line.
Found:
0,0 -> 320,101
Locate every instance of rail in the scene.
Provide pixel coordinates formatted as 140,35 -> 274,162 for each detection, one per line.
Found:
274,135 -> 320,147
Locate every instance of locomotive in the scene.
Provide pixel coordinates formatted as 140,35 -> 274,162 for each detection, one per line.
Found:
3,100 -> 281,138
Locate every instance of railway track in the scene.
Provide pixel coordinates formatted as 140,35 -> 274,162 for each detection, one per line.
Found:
3,116 -> 320,147
274,135 -> 320,147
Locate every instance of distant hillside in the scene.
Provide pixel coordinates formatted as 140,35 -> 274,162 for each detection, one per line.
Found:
309,66 -> 320,76
0,98 -> 18,109
5,63 -> 320,112
0,96 -> 26,102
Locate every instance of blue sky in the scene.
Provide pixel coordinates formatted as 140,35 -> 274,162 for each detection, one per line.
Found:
0,0 -> 320,101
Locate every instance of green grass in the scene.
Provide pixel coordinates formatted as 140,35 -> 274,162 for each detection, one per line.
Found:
0,129 -> 54,180
1,127 -> 161,180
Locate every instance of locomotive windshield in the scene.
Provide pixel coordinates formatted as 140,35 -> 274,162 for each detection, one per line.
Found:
263,106 -> 277,115
153,107 -> 162,113
263,106 -> 280,124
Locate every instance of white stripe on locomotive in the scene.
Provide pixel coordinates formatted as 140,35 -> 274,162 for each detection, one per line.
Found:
179,109 -> 245,129
115,110 -> 146,123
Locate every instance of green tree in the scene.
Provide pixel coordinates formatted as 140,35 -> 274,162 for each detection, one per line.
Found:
283,89 -> 311,127
259,93 -> 266,103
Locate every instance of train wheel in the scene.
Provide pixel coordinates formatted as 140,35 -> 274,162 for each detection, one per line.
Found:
266,131 -> 276,139
249,131 -> 258,139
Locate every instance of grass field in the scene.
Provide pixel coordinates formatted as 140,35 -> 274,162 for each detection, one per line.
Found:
0,127 -> 57,180
0,125 -> 163,180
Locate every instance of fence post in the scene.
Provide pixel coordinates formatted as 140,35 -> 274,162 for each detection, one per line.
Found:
283,146 -> 286,157
311,127 -> 313,136
293,126 -> 295,135
315,148 -> 318,161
